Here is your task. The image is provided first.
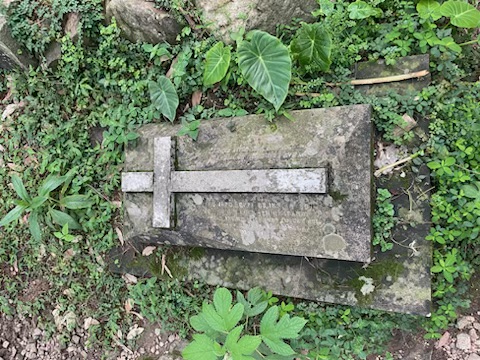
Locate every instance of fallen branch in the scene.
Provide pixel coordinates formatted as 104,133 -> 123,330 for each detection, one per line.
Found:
374,151 -> 421,177
295,70 -> 430,97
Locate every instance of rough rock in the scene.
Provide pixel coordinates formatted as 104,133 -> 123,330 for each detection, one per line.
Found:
458,316 -> 476,330
436,331 -> 450,348
468,354 -> 480,360
105,0 -> 181,44
456,333 -> 472,350
196,0 -> 317,40
0,15 -> 37,70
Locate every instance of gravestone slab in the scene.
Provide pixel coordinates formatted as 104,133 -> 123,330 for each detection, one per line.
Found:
123,105 -> 373,262
111,164 -> 432,315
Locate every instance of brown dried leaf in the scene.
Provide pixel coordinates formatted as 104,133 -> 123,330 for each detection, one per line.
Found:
123,273 -> 138,284
166,56 -> 179,78
126,326 -> 144,340
84,317 -> 100,330
142,246 -> 156,257
1,101 -> 25,121
124,298 -> 134,313
191,90 -> 202,107
161,254 -> 173,278
115,227 -> 124,246
392,113 -> 417,138
7,163 -> 22,171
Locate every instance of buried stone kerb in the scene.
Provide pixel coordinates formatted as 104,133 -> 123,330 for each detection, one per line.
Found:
122,136 -> 329,229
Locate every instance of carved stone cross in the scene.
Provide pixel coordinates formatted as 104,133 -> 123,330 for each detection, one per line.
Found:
121,137 -> 328,229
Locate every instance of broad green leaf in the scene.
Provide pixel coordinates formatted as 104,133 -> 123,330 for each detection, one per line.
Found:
202,301 -> 244,333
440,1 -> 480,28
347,1 -> 382,19
291,23 -> 332,73
204,42 -> 231,86
182,334 -> 222,360
312,0 -> 335,17
29,196 -> 48,210
190,312 -> 217,334
149,76 -> 179,122
0,205 -> 25,226
49,208 -> 81,230
463,183 -> 480,199
224,325 -> 261,360
28,211 -> 42,241
417,0 -> 442,20
238,31 -> 291,111
60,195 -> 94,209
213,287 -> 233,318
260,306 -> 307,356
11,175 -> 30,202
262,337 -> 295,357
438,37 -> 462,53
38,175 -> 67,197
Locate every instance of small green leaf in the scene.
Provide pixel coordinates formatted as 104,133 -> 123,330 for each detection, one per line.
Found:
11,175 -> 30,202
443,270 -> 454,283
49,208 -> 81,230
38,175 -> 67,197
348,1 -> 383,19
149,76 -> 179,122
463,183 -> 480,199
28,211 -> 42,241
238,31 -> 291,111
291,23 -> 332,73
0,205 -> 25,227
440,1 -> 480,28
417,0 -> 442,20
203,42 -> 231,86
431,265 -> 443,273
182,334 -> 221,360
126,132 -> 139,141
60,195 -> 94,209
29,196 -> 48,210
444,157 -> 456,166
427,161 -> 441,169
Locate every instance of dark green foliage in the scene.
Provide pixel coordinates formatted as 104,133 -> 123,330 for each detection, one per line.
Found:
6,0 -> 103,56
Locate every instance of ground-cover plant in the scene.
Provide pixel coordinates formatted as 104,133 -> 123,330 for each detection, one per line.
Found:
0,172 -> 93,240
182,287 -> 307,359
372,188 -> 396,252
0,0 -> 479,356
150,23 -> 332,121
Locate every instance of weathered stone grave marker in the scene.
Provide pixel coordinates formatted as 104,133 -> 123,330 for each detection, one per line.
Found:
122,105 -> 373,262
122,137 -> 328,228
113,71 -> 432,316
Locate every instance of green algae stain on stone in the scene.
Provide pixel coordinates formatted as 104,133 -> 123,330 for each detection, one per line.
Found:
349,259 -> 405,306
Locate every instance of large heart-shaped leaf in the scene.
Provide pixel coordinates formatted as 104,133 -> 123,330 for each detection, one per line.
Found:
238,31 -> 291,111
291,23 -> 332,73
348,1 -> 382,19
440,1 -> 480,28
416,0 -> 442,20
149,76 -> 179,122
203,42 -> 231,86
